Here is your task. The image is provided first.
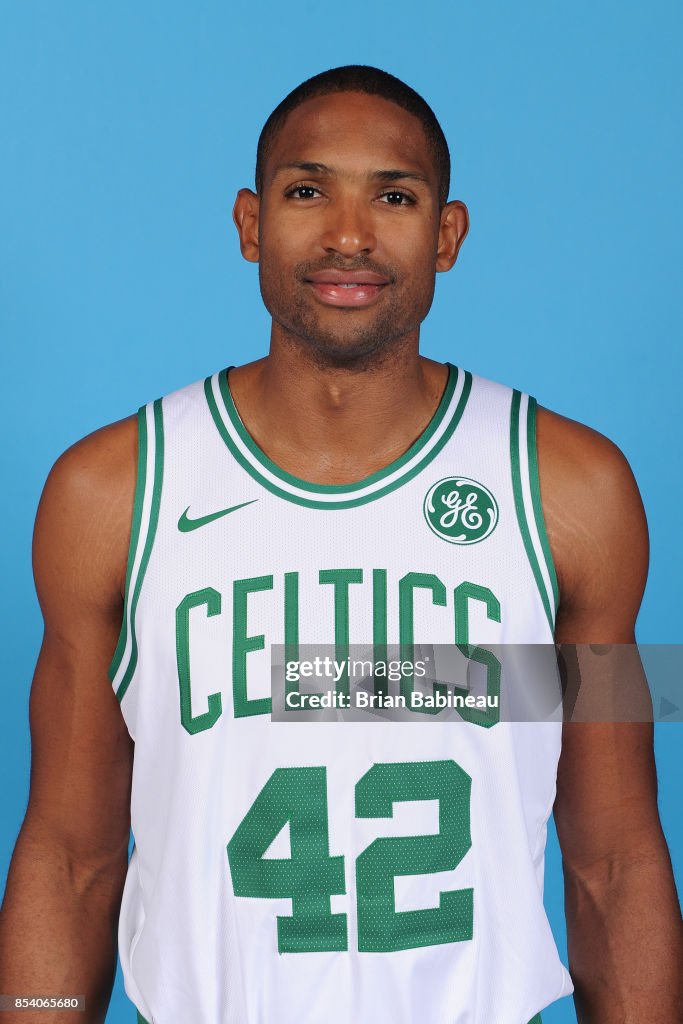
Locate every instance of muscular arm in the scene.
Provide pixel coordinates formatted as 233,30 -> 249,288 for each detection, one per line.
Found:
0,417 -> 137,1024
537,407 -> 683,1023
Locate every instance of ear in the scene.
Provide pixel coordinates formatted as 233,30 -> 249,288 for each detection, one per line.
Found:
435,200 -> 469,273
232,188 -> 260,263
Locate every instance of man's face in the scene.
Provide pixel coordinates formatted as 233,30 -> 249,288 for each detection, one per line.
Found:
236,91 -> 467,365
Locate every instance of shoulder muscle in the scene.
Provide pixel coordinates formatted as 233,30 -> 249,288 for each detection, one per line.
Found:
33,414 -> 138,628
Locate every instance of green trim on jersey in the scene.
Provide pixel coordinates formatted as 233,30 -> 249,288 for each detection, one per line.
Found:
204,364 -> 472,510
108,399 -> 165,702
108,405 -> 148,683
510,390 -> 557,635
527,397 -> 560,614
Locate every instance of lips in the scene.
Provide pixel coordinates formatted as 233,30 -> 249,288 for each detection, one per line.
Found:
304,269 -> 390,307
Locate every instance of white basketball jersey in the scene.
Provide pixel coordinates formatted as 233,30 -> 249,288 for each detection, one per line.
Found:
109,362 -> 574,1024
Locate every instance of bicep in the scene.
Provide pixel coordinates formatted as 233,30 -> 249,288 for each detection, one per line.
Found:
554,720 -> 665,875
26,621 -> 134,866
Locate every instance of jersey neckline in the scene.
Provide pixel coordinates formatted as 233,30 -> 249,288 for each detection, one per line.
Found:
203,362 -> 472,510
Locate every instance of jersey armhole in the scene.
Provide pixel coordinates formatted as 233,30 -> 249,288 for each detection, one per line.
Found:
108,399 -> 165,702
510,391 -> 560,635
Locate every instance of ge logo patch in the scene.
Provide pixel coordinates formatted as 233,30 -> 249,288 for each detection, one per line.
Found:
424,477 -> 499,545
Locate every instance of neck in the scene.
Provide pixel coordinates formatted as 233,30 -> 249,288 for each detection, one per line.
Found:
226,329 -> 450,486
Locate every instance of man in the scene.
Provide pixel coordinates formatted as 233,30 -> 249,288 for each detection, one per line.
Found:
0,65 -> 681,1024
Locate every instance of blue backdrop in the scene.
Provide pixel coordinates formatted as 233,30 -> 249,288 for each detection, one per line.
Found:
1,3 -> 681,1022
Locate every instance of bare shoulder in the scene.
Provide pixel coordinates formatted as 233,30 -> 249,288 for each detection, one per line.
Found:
535,405 -> 641,519
34,415 -> 138,615
535,405 -> 648,640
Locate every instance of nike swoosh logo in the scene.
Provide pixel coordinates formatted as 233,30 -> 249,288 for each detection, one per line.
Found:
178,499 -> 258,532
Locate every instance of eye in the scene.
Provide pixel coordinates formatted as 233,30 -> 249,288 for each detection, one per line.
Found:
378,190 -> 416,206
285,184 -> 322,200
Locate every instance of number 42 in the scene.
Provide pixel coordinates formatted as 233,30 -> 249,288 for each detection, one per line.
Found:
227,759 -> 474,953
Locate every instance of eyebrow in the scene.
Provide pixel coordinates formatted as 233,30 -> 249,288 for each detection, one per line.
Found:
274,161 -> 430,185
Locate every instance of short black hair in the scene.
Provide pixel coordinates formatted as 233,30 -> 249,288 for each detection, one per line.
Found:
255,65 -> 451,207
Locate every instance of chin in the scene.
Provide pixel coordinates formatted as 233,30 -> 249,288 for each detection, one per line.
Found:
270,298 -> 414,368
303,332 -> 393,367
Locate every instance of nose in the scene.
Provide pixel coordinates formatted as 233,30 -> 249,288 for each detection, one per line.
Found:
318,195 -> 377,259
